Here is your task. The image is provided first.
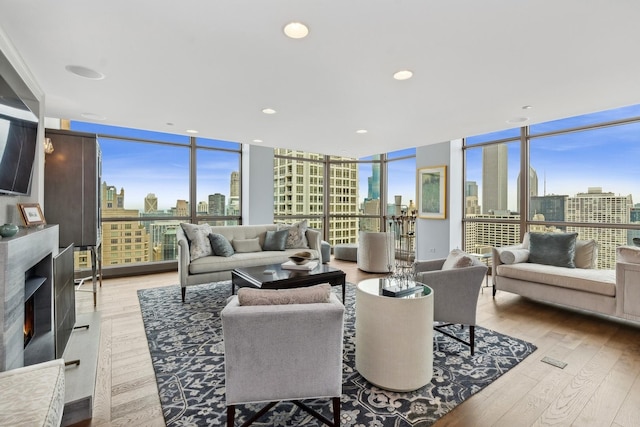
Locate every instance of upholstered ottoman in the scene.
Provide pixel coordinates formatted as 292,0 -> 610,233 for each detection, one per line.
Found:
321,240 -> 331,263
0,359 -> 65,427
334,243 -> 358,262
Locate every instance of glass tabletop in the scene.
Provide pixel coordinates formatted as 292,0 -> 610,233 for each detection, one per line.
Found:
358,277 -> 431,298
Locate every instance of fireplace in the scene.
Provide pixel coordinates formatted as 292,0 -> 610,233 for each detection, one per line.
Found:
24,296 -> 35,348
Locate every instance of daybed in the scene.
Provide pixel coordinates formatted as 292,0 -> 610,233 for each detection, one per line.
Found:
492,232 -> 640,323
177,222 -> 322,302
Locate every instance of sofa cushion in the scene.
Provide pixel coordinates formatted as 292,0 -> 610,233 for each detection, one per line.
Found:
232,238 -> 262,253
499,248 -> 529,264
181,223 -> 214,261
238,283 -> 331,306
278,220 -> 309,249
617,245 -> 640,264
208,233 -> 234,257
442,249 -> 474,270
528,232 -> 578,268
263,229 -> 288,251
496,263 -> 616,296
575,239 -> 598,269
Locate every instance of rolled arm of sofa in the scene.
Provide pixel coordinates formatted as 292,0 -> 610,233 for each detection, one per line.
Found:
305,228 -> 322,259
177,228 -> 191,287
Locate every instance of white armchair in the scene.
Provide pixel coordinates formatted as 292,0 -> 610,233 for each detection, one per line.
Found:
221,284 -> 344,426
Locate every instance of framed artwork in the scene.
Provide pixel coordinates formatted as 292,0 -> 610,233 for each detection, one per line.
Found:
417,165 -> 447,219
18,203 -> 47,227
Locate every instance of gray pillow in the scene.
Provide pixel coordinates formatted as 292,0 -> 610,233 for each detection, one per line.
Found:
232,238 -> 263,253
263,229 -> 288,251
528,232 -> 578,268
278,220 -> 309,249
208,233 -> 234,257
180,223 -> 213,261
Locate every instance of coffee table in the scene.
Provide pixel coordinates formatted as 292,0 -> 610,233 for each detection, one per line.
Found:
231,263 -> 347,301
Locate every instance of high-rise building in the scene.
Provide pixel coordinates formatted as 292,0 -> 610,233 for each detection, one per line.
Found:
228,171 -> 240,217
482,144 -> 508,214
464,213 -> 521,254
100,181 -> 151,266
173,200 -> 189,217
209,193 -> 225,216
465,181 -> 481,215
530,195 -> 567,222
517,166 -> 539,211
197,201 -> 208,215
144,193 -> 158,213
273,149 -> 358,245
567,187 -> 633,269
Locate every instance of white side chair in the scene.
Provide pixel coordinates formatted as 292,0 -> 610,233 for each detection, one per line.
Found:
357,231 -> 395,273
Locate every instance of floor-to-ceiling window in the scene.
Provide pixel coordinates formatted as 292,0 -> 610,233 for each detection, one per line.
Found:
70,121 -> 241,275
463,104 -> 640,268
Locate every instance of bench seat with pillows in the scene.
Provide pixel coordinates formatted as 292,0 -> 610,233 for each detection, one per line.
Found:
492,232 -> 640,323
177,222 -> 321,302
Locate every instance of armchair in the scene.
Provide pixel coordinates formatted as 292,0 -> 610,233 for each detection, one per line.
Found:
414,251 -> 487,355
220,285 -> 344,426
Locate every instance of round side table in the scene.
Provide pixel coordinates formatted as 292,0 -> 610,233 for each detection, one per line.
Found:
355,278 -> 433,392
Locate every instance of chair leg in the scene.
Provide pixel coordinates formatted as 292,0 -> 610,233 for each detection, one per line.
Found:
470,325 -> 475,355
227,405 -> 235,427
181,287 -> 186,303
332,397 -> 341,427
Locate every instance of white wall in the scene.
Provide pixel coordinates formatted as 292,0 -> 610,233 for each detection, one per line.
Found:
415,139 -> 463,260
241,144 -> 274,225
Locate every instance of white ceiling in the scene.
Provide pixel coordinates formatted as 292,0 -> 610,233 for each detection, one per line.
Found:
1,0 -> 640,158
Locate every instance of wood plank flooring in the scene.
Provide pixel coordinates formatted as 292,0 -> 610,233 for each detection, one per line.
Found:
71,258 -> 640,426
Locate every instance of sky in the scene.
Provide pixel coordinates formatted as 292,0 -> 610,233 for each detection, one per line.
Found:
72,102 -> 640,213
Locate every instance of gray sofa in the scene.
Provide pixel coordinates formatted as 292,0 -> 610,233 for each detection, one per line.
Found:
177,223 -> 322,302
492,233 -> 640,323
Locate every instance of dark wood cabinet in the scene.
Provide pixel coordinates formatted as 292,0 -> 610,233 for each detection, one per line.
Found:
44,129 -> 102,248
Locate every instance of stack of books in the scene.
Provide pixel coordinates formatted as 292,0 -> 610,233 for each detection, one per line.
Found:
281,260 -> 319,271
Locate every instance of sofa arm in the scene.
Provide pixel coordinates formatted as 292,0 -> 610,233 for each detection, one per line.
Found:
616,246 -> 640,318
176,227 -> 191,287
414,258 -> 446,273
306,228 -> 322,257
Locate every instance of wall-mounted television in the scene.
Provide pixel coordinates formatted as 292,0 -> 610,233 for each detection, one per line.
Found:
0,111 -> 37,196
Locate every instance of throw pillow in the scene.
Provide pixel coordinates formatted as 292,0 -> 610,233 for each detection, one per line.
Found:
208,233 -> 234,257
278,220 -> 309,249
617,245 -> 640,264
263,229 -> 289,251
441,249 -> 474,270
238,284 -> 331,306
232,237 -> 263,253
574,239 -> 598,269
528,232 -> 578,268
499,248 -> 530,264
180,223 -> 213,261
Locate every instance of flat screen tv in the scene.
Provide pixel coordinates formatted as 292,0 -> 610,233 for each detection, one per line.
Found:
0,112 -> 38,196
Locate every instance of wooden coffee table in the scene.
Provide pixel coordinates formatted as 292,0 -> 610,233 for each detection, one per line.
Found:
231,263 -> 346,301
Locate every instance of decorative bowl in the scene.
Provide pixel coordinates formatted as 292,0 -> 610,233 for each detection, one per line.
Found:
289,251 -> 312,265
0,223 -> 19,238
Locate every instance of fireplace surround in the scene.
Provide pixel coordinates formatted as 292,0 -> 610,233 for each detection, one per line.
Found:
0,225 -> 59,371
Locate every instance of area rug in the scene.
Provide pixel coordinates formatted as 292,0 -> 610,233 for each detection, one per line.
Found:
138,282 -> 536,426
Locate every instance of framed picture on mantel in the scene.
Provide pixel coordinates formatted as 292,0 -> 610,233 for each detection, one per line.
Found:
417,165 -> 447,219
18,203 -> 46,227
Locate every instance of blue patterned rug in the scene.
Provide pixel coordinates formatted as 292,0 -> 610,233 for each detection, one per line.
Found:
138,282 -> 536,426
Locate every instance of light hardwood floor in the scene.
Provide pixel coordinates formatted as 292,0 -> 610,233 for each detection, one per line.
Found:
71,258 -> 640,427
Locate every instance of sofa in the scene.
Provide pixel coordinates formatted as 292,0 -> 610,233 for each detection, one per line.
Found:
492,232 -> 640,323
177,222 -> 322,302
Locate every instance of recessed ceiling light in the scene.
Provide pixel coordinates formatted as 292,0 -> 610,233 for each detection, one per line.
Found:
356,129 -> 368,134
283,22 -> 309,39
262,108 -> 277,114
80,112 -> 106,121
506,117 -> 529,124
393,70 -> 413,81
253,139 -> 263,143
522,105 -> 533,110
186,129 -> 199,134
166,122 -> 174,126
65,65 -> 105,80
